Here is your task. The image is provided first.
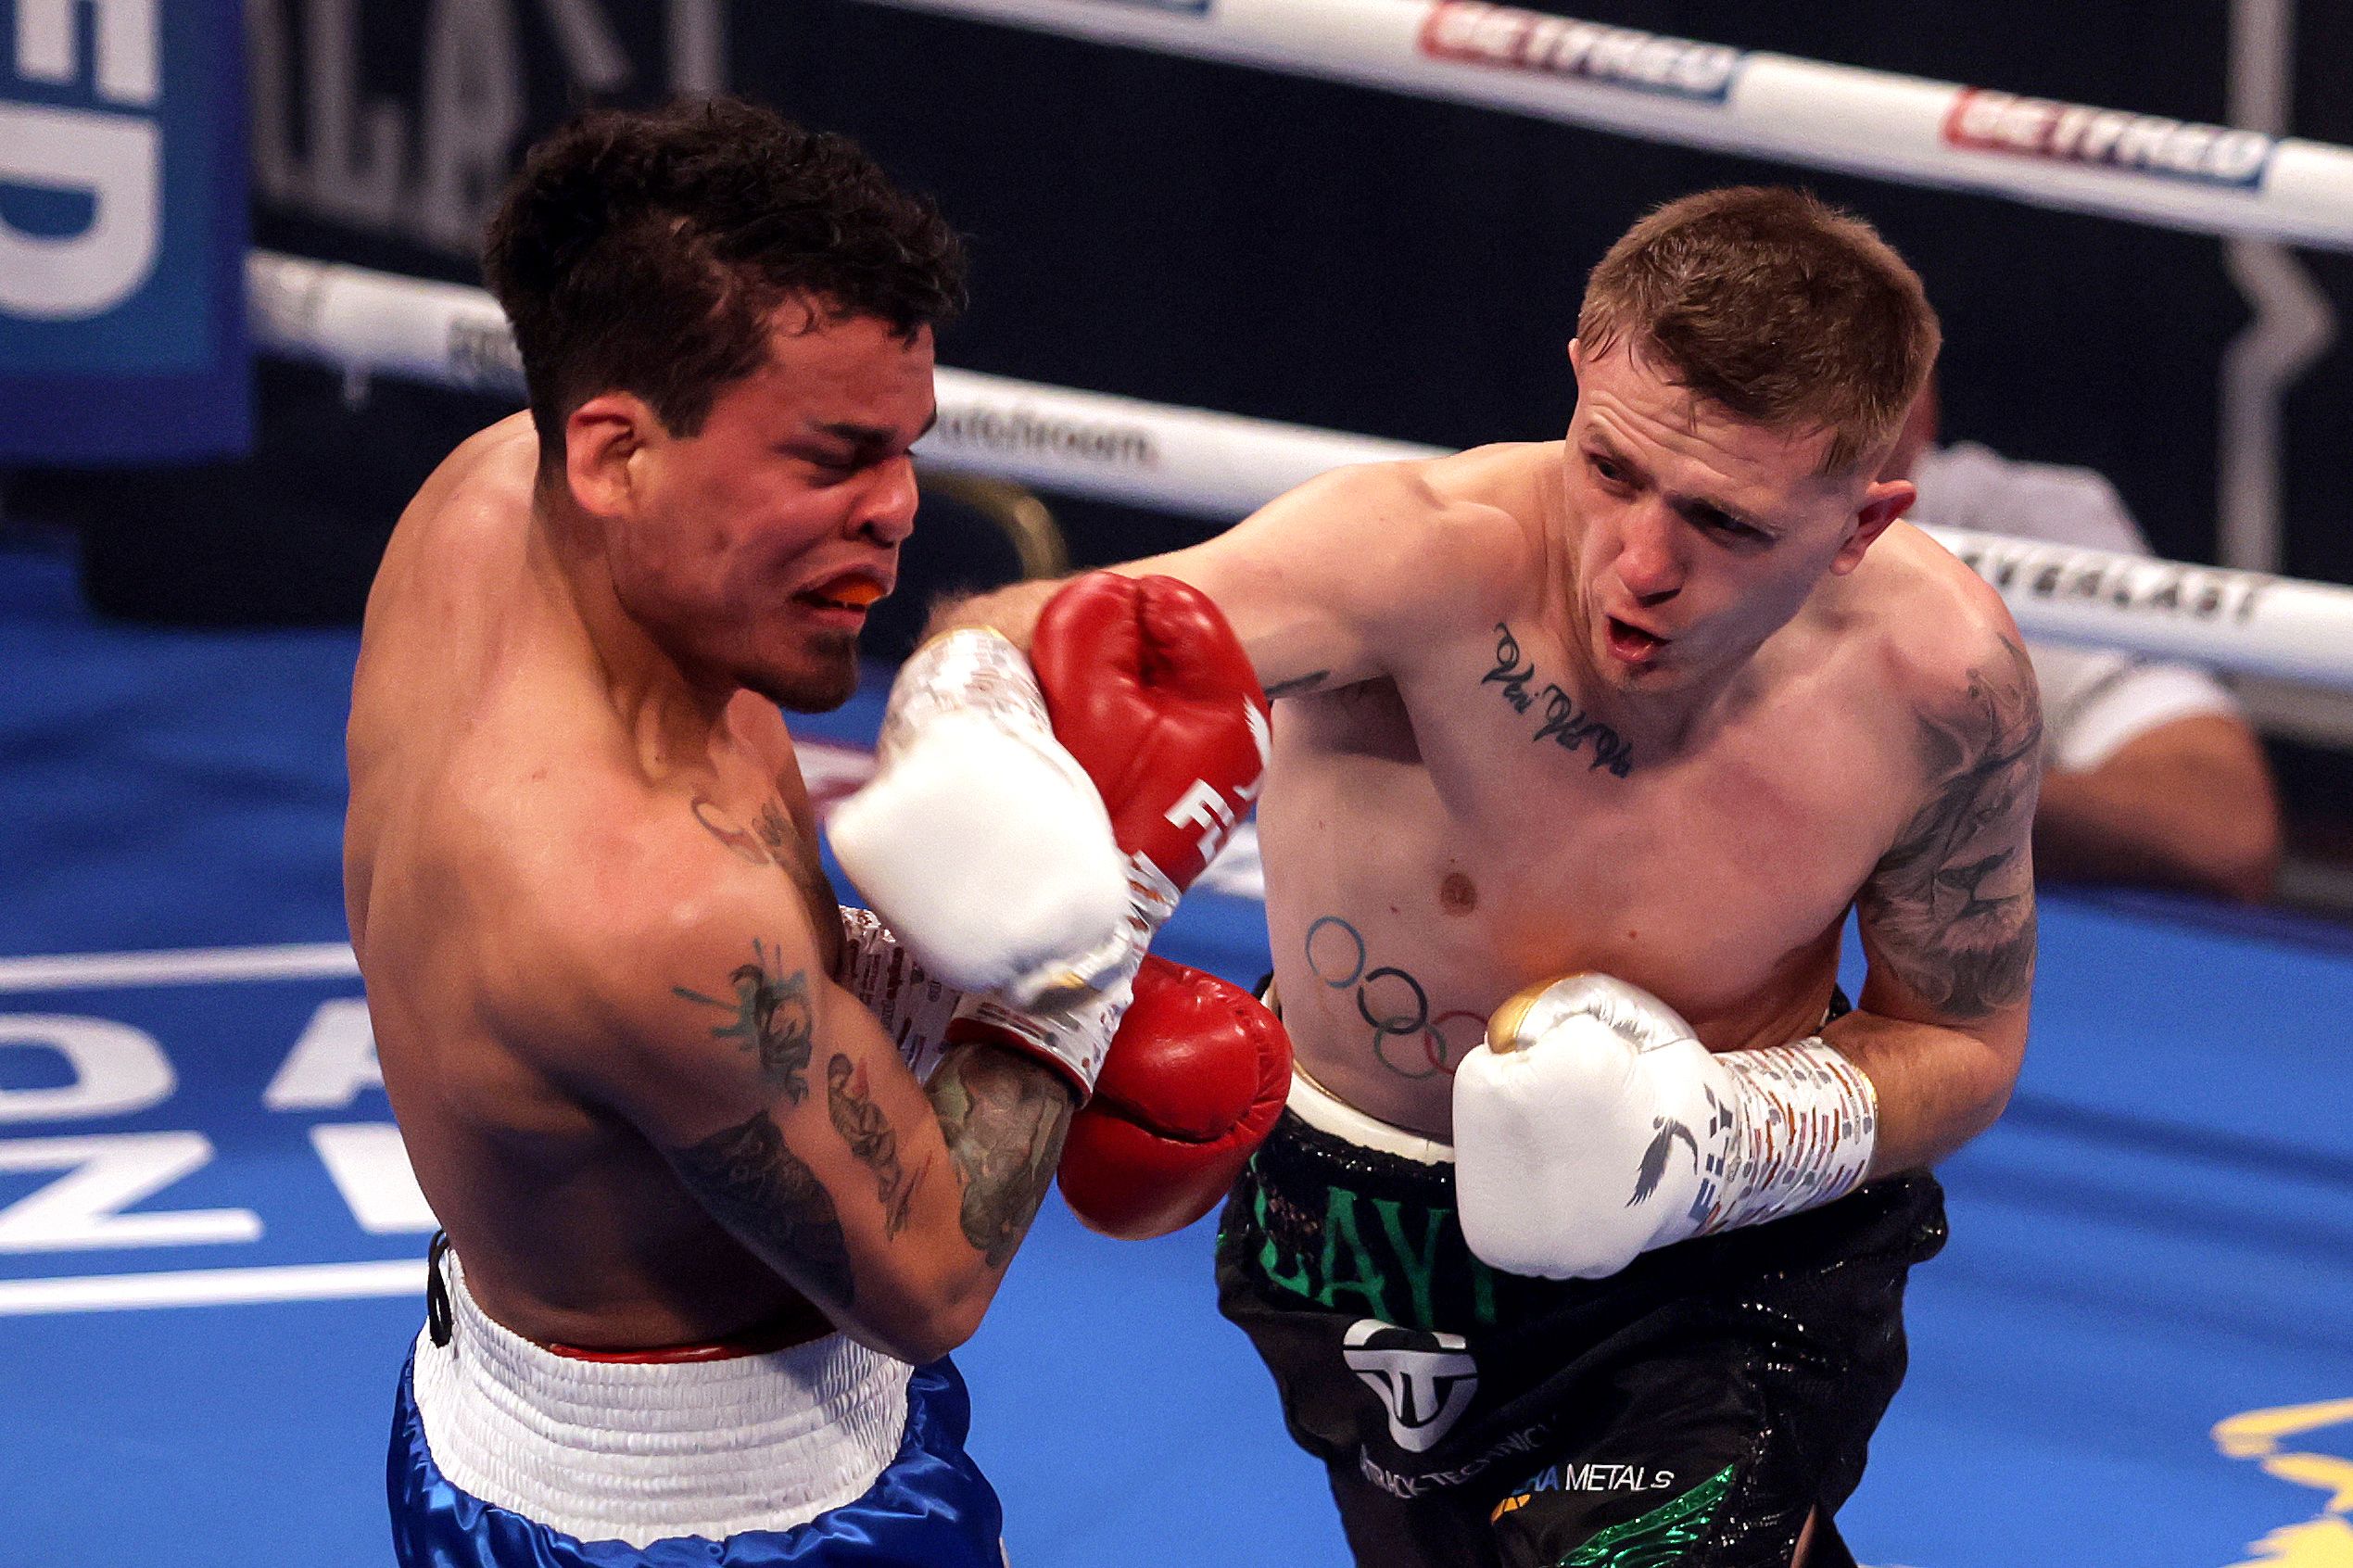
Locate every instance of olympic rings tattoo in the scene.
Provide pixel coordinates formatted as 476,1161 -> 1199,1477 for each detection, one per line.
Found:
1302,916 -> 1484,1079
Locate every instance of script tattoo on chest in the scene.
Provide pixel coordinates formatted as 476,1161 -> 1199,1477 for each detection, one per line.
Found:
674,941 -> 817,1102
1858,636 -> 2043,1018
1483,624 -> 1633,777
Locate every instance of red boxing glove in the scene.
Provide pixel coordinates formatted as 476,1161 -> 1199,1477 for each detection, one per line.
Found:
1031,574 -> 1271,927
1057,955 -> 1292,1240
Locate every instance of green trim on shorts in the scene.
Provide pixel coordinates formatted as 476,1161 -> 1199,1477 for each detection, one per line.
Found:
1556,1464 -> 1735,1567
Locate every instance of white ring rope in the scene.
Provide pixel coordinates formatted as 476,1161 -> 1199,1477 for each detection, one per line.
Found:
855,0 -> 2353,250
247,249 -> 2353,689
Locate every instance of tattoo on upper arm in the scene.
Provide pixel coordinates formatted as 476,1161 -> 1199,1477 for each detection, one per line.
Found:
692,797 -> 773,866
929,1048 -> 1073,1268
675,942 -> 816,1102
753,801 -> 794,860
1484,624 -> 1633,777
668,1111 -> 854,1306
1859,637 -> 2043,1018
827,1053 -> 930,1237
1264,670 -> 1332,702
690,796 -> 800,867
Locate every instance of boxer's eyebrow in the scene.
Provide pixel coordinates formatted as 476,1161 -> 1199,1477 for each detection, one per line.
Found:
810,407 -> 939,450
1676,495 -> 1774,539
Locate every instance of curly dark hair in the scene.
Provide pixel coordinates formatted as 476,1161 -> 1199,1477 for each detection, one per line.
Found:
483,97 -> 967,467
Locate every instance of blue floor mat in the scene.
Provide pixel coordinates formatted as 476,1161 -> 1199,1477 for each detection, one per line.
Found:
3,538 -> 2348,1567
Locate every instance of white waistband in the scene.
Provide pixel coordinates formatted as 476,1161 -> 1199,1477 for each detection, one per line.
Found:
1285,1068 -> 1455,1166
411,1251 -> 912,1549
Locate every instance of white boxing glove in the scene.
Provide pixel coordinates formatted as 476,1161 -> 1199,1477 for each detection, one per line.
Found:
835,904 -> 1125,1099
827,629 -> 1136,1012
1452,974 -> 1878,1281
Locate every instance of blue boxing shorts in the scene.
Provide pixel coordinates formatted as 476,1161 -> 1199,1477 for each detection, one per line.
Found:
387,1245 -> 1004,1567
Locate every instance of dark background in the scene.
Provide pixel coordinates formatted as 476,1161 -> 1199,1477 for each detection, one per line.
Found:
10,0 -> 2347,621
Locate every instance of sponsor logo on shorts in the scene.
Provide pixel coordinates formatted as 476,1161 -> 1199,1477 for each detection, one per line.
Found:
1942,89 -> 2275,190
1344,1319 -> 1477,1453
1949,537 -> 2270,626
930,404 -> 1159,471
1491,1463 -> 1734,1546
1357,1421 -> 1549,1498
1419,4 -> 1744,104
1499,1460 -> 1679,1500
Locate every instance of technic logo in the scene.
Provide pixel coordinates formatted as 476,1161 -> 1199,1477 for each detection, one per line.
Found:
1942,89 -> 2276,191
1420,4 -> 1745,104
1345,1318 -> 1478,1453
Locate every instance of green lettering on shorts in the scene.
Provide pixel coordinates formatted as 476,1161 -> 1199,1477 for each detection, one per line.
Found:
1372,1196 -> 1448,1330
1317,1186 -> 1392,1319
1253,1184 -> 1312,1296
1556,1464 -> 1735,1568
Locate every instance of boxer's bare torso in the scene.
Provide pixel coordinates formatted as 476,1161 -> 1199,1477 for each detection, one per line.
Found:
346,417 -> 833,1349
1253,443 -> 2010,1136
935,340 -> 2035,1176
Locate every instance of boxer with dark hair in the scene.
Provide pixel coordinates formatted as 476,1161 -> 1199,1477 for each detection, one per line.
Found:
930,187 -> 2030,1567
348,99 -> 1281,1568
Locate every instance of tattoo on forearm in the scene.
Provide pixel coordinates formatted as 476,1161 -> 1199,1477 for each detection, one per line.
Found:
1860,637 -> 2043,1018
676,942 -> 817,1101
1263,670 -> 1332,701
827,1053 -> 928,1237
669,1111 -> 854,1307
1484,624 -> 1633,777
930,1048 -> 1072,1268
1303,915 -> 1485,1081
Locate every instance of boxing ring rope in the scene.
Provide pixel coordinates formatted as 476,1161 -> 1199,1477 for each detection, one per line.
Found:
248,248 -> 2353,689
855,0 -> 2353,250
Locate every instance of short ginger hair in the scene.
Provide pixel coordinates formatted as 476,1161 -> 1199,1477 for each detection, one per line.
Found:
1576,187 -> 1940,474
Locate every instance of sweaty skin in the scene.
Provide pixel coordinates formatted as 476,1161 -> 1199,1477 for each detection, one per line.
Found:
347,310 -> 1072,1366
938,339 -> 2037,1168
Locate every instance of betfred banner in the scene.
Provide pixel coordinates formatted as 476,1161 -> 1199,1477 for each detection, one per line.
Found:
0,0 -> 248,462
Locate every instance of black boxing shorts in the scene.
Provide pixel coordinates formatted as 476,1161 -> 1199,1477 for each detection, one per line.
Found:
1213,995 -> 1947,1568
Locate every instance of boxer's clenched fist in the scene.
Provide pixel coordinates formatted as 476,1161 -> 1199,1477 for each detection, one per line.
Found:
1031,573 -> 1271,929
1452,973 -> 1878,1280
1057,956 -> 1291,1239
828,627 -> 1132,1018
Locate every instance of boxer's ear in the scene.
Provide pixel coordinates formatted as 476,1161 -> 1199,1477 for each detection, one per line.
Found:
1829,478 -> 1914,576
563,393 -> 658,520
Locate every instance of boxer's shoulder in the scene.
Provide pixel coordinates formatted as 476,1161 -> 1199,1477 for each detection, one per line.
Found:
387,413 -> 540,558
1841,520 -> 2028,702
473,778 -> 832,1079
1290,449 -> 1537,625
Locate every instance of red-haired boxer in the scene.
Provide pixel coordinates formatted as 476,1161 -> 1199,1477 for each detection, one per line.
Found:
936,188 -> 2032,1568
348,101 -> 1274,1568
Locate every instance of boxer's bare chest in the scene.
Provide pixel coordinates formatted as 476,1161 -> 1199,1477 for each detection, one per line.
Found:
1259,626 -> 1914,1133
